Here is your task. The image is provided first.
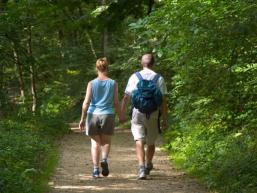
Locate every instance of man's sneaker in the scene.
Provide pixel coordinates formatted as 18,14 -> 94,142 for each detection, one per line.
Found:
92,168 -> 100,178
145,162 -> 153,175
100,160 -> 109,176
137,166 -> 146,180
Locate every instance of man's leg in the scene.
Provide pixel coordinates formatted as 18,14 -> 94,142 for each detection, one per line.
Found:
145,111 -> 159,175
135,139 -> 147,179
145,144 -> 155,175
146,144 -> 155,162
135,140 -> 145,166
131,110 -> 147,179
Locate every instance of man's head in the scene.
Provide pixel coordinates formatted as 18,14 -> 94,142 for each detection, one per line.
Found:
141,53 -> 155,68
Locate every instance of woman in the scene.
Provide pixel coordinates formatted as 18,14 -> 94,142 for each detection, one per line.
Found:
79,57 -> 122,178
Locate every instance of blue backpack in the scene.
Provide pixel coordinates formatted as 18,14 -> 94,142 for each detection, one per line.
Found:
131,72 -> 163,118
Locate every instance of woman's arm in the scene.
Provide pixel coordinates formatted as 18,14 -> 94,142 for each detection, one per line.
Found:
79,81 -> 92,130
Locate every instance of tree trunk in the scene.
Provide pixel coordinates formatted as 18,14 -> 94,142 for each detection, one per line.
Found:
27,26 -> 37,112
0,0 -> 8,117
102,28 -> 108,57
102,0 -> 108,57
58,29 -> 65,65
86,31 -> 97,59
0,63 -> 4,108
147,0 -> 154,15
12,42 -> 25,102
0,62 -> 3,88
77,6 -> 98,59
0,0 -> 8,10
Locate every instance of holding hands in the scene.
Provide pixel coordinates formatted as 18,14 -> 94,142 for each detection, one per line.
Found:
119,112 -> 127,124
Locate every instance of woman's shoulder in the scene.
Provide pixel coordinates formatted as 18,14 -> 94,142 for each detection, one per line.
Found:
90,79 -> 97,84
92,78 -> 116,86
108,78 -> 116,84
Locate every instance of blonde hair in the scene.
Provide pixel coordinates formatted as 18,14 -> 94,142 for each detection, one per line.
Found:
96,57 -> 108,72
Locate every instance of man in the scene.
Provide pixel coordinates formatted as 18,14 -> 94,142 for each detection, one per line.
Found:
121,53 -> 168,180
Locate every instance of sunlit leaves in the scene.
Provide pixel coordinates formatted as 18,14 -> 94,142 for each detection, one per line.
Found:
91,5 -> 109,17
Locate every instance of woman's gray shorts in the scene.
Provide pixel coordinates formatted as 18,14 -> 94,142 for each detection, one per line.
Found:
85,113 -> 115,136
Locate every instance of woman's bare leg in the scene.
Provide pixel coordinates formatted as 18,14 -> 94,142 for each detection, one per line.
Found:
100,134 -> 112,159
91,135 -> 101,167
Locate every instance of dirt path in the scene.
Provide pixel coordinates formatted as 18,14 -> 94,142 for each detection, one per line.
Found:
49,126 -> 208,193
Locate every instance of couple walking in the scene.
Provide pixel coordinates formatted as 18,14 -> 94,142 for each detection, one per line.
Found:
79,53 -> 168,180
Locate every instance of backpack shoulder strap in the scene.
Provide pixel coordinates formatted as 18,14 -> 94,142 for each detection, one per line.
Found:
153,73 -> 161,84
135,72 -> 143,81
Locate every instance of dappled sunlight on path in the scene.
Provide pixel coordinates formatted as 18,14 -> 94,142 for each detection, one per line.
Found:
49,126 -> 208,193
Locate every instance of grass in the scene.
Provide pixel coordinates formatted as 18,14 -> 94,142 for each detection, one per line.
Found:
36,143 -> 60,193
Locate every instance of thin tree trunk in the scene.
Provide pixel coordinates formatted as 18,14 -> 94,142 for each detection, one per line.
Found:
77,5 -> 98,59
56,6 -> 64,63
147,0 -> 154,15
0,0 -> 8,10
0,63 -> 3,88
102,0 -> 108,57
12,42 -> 25,102
102,28 -> 108,57
0,63 -> 3,106
27,26 -> 37,112
86,31 -> 97,59
58,29 -> 65,64
0,0 -> 7,117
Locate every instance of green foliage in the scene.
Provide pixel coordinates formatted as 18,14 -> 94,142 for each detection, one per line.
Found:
0,0 -> 123,192
1,0 -> 256,192
164,124 -> 257,193
0,116 -> 65,193
127,0 -> 257,192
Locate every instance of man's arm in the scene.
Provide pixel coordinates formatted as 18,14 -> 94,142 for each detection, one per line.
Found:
157,76 -> 168,129
160,96 -> 168,129
113,82 -> 122,120
79,82 -> 92,130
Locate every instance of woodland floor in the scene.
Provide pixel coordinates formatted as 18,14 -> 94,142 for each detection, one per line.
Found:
48,125 -> 209,193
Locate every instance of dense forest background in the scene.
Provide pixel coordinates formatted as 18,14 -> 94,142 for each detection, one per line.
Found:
0,0 -> 256,193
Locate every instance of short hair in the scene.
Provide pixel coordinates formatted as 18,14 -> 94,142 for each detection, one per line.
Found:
141,53 -> 155,67
96,57 -> 108,72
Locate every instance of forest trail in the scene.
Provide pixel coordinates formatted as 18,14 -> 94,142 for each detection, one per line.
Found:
48,125 -> 208,193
